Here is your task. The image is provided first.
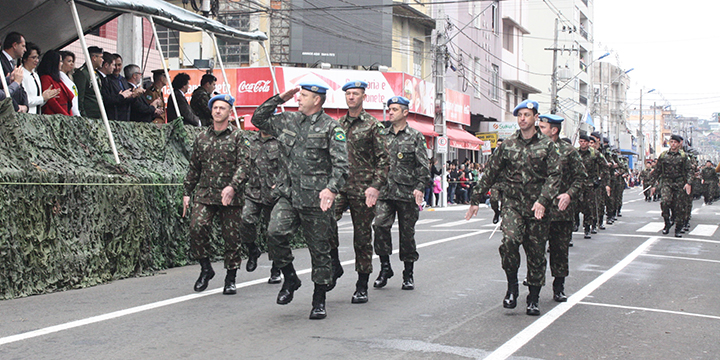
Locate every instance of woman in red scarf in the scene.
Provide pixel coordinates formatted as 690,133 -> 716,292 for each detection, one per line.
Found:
37,50 -> 74,116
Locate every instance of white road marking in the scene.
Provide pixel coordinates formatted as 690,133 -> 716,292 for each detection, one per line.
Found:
636,222 -> 665,233
641,253 -> 720,264
578,302 -> 720,320
433,218 -> 484,227
415,219 -> 443,225
692,208 -> 699,215
483,237 -> 659,360
0,229 -> 487,347
647,210 -> 662,214
689,224 -> 717,237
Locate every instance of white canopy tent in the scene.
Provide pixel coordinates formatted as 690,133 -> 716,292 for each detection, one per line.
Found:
0,0 -> 269,164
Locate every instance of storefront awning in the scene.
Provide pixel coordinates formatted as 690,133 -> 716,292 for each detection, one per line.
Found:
446,126 -> 483,150
407,119 -> 439,137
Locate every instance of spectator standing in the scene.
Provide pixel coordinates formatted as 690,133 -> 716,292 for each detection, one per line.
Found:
74,46 -> 104,118
59,51 -> 80,116
167,72 -> 201,126
190,73 -> 217,126
101,53 -> 134,121
2,31 -> 29,112
22,42 -> 59,114
145,69 -> 167,124
124,64 -> 162,122
37,50 -> 74,116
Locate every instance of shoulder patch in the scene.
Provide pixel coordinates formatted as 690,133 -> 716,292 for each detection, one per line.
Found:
334,127 -> 346,142
244,138 -> 251,147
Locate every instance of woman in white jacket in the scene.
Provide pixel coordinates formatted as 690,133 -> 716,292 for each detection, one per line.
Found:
21,42 -> 58,114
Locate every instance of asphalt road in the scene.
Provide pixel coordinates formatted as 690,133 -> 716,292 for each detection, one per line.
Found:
1,190 -> 719,360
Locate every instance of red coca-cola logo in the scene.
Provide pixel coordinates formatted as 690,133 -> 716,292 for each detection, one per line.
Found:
237,80 -> 271,93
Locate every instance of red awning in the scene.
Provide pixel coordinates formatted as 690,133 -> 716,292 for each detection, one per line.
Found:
446,126 -> 483,150
407,119 -> 439,137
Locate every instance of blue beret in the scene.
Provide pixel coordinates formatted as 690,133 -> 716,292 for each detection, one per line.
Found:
670,134 -> 684,142
538,114 -> 564,123
512,99 -> 539,116
387,96 -> 410,107
299,83 -> 328,94
208,94 -> 235,110
342,80 -> 368,91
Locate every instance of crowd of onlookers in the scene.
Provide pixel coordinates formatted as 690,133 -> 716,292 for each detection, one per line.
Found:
1,31 -> 219,127
423,158 -> 488,207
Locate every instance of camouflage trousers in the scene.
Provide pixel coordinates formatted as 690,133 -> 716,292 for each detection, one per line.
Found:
189,202 -> 243,269
239,198 -> 276,261
705,183 -> 719,202
612,180 -> 625,214
499,206 -> 548,287
594,186 -> 607,225
490,188 -> 502,213
330,193 -> 376,274
267,197 -> 332,285
372,199 -> 419,262
660,183 -> 686,223
579,185 -> 596,228
679,189 -> 693,223
548,221 -> 572,278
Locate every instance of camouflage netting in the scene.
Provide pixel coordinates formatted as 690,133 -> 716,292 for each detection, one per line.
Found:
0,99 -> 293,300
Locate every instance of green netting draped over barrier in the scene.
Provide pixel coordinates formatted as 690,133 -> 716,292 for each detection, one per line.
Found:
0,99 -> 286,300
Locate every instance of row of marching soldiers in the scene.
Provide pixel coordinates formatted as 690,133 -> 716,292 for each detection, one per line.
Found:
181,81 -> 429,320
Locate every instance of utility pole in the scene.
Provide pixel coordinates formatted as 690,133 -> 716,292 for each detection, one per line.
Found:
652,102 -> 657,158
639,89 -> 644,169
548,18 -> 559,114
434,8 -> 448,207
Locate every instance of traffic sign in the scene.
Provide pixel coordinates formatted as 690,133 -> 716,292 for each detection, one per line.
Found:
436,136 -> 448,153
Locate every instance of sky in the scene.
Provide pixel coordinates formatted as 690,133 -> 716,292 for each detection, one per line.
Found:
594,1 -> 720,120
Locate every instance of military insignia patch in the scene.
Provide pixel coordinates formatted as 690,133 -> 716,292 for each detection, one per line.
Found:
397,152 -> 404,159
145,95 -> 152,101
334,127 -> 346,141
244,139 -> 251,146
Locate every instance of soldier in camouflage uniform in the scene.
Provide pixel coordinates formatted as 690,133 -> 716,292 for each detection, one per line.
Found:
489,138 -> 504,224
589,133 -> 611,231
701,161 -> 719,204
372,96 -> 429,292
234,130 -> 282,283
465,100 -> 561,316
640,160 -> 654,201
680,150 -> 700,232
610,150 -> 629,220
649,134 -> 693,237
252,83 -> 349,320
145,69 -> 167,124
328,80 -> 389,303
183,94 -> 249,295
538,115 -> 587,302
576,134 -> 604,238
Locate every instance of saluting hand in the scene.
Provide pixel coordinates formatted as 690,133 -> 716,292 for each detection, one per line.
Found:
279,86 -> 300,101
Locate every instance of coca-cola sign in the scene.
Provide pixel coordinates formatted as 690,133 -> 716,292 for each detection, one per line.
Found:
237,80 -> 271,93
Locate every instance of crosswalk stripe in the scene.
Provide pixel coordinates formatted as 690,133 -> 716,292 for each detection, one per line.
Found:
433,218 -> 484,227
689,224 -> 718,237
692,208 -> 699,215
647,210 -> 661,214
415,219 -> 443,225
637,222 -> 665,233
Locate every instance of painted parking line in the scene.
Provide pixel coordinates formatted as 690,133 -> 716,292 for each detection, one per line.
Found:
483,237 -> 659,360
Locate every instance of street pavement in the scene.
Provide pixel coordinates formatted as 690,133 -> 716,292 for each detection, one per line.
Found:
1,190 -> 719,359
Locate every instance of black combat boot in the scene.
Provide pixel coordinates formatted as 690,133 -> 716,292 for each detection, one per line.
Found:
573,216 -> 579,232
268,264 -> 282,284
584,225 -> 591,239
223,268 -> 237,295
492,210 -> 501,224
277,263 -> 301,305
526,285 -> 541,316
617,206 -> 622,217
326,248 -> 344,291
675,221 -> 684,238
553,277 -> 567,302
503,272 -> 519,309
598,215 -> 606,230
309,284 -> 327,320
351,273 -> 370,303
401,262 -> 414,290
662,219 -> 672,235
245,242 -> 261,272
373,256 -> 394,288
194,258 -> 215,292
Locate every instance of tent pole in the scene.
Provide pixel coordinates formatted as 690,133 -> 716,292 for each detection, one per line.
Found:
259,42 -> 284,112
68,0 -> 120,164
208,32 -> 241,129
147,16 -> 184,125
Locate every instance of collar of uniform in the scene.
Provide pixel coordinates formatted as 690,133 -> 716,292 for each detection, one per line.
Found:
305,110 -> 324,124
209,124 -> 234,136
514,126 -> 541,143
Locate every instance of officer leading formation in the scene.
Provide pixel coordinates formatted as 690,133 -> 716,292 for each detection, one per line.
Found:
183,89 -> 713,320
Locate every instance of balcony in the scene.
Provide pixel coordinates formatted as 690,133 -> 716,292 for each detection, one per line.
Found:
579,25 -> 588,40
579,95 -> 587,105
579,60 -> 587,72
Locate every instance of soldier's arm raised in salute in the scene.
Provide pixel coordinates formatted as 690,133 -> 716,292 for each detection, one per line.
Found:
251,87 -> 301,137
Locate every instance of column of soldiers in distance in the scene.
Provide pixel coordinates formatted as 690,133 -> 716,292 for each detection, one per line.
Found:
700,160 -> 720,205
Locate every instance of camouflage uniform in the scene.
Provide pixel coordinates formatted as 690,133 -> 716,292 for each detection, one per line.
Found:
595,148 -> 611,227
251,94 -> 348,285
372,123 -> 429,263
640,167 -> 653,201
649,149 -> 693,233
610,154 -> 628,218
680,155 -> 699,226
184,125 -> 250,269
577,147 -> 604,230
548,140 -> 587,278
235,132 -> 281,259
190,86 -> 214,127
470,127 -> 561,287
145,85 -> 165,124
330,110 -> 389,274
701,166 -> 719,203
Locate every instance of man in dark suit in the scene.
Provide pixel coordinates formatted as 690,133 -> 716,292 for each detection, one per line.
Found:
2,32 -> 28,112
98,52 -> 133,120
123,64 -> 163,122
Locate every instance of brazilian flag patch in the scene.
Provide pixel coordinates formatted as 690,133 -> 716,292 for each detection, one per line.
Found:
334,127 -> 346,141
244,139 -> 251,147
